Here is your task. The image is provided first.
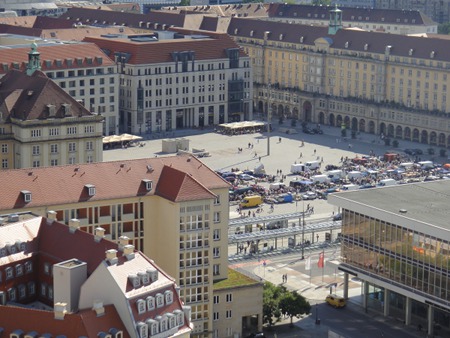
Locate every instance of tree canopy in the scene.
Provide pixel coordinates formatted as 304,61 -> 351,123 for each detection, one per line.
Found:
263,282 -> 311,326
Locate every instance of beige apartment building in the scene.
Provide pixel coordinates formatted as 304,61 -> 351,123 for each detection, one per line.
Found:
0,156 -> 262,337
0,42 -> 119,136
227,9 -> 450,148
84,28 -> 253,134
0,48 -> 103,170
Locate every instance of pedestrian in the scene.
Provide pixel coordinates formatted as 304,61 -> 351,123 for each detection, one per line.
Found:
285,274 -> 288,282
259,156 -> 261,162
279,137 -> 282,143
300,152 -> 303,158
321,157 -> 324,163
316,234 -> 319,242
314,149 -> 316,155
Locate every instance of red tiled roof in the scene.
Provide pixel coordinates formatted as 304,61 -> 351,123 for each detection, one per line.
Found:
60,7 -> 186,29
84,31 -> 246,64
0,43 -> 114,74
0,155 -> 229,211
156,165 -> 217,202
0,69 -> 93,121
0,303 -> 130,337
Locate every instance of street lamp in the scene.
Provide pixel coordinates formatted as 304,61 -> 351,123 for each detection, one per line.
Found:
267,83 -> 272,156
301,200 -> 306,260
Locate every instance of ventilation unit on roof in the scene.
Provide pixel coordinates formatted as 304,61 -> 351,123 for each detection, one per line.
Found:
364,43 -> 369,51
344,41 -> 349,48
8,214 -> 19,223
430,51 -> 435,58
409,48 -> 414,56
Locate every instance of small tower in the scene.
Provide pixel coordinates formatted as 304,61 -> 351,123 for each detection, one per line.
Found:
328,4 -> 342,35
26,42 -> 41,76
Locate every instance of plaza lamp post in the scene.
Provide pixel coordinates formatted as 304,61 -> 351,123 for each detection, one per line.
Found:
267,83 -> 272,156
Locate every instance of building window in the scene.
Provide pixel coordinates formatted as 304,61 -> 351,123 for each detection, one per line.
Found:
15,264 -> 23,276
49,128 -> 60,136
147,296 -> 155,310
1,144 -> 7,153
50,144 -> 58,154
2,159 -> 7,169
226,310 -> 232,318
44,262 -> 51,275
25,261 -> 33,273
18,284 -> 26,299
48,286 -> 53,300
69,142 -> 76,152
50,159 -> 58,166
5,267 -> 13,280
40,283 -> 46,297
69,157 -> 76,164
165,290 -> 173,304
84,125 -> 95,133
156,293 -> 164,308
213,295 -> 219,304
87,155 -> 93,163
213,264 -> 220,276
214,195 -> 220,205
213,247 -> 220,258
226,293 -> 233,302
213,229 -> 220,241
137,299 -> 146,314
32,160 -> 40,168
86,141 -> 93,151
8,287 -> 16,301
28,281 -> 36,295
32,145 -> 40,155
67,126 -> 77,135
31,129 -> 41,138
213,312 -> 219,321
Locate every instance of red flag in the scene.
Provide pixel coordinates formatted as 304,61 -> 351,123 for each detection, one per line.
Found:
318,252 -> 325,268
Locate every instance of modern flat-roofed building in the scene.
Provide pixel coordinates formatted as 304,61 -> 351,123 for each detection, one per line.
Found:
328,181 -> 450,337
84,28 -> 253,134
0,155 -> 263,337
0,212 -> 192,338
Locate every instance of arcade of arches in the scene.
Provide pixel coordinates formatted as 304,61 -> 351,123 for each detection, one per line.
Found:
257,99 -> 450,148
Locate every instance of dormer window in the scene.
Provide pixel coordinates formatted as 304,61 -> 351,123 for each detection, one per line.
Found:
21,190 -> 32,203
140,271 -> 150,285
344,41 -> 349,48
147,296 -> 155,310
156,293 -> 164,308
409,49 -> 414,56
25,261 -> 33,273
250,30 -> 254,37
85,184 -> 96,197
136,322 -> 148,338
15,264 -> 23,276
165,290 -> 173,304
128,274 -> 140,288
136,299 -> 146,314
148,268 -> 158,282
142,179 -> 153,192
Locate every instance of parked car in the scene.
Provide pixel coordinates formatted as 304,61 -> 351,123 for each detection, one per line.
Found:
325,294 -> 346,308
239,173 -> 255,181
302,127 -> 315,134
301,191 -> 317,200
332,213 -> 342,221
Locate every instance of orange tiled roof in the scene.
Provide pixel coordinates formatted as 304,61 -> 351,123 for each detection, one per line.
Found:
0,155 -> 229,211
156,165 -> 217,202
0,43 -> 114,74
0,304 -> 130,337
0,69 -> 93,121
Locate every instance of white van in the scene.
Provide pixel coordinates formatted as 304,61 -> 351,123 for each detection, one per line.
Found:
327,169 -> 344,182
347,171 -> 362,180
311,174 -> 330,184
291,163 -> 306,174
399,162 -> 414,170
378,178 -> 397,187
305,161 -> 320,170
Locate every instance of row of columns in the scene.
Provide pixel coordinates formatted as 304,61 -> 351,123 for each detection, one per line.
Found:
342,273 -> 436,337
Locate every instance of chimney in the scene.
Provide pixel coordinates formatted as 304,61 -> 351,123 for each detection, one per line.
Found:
118,236 -> 130,251
68,219 -> 80,233
94,227 -> 105,242
54,302 -> 67,320
123,244 -> 135,260
47,210 -> 57,224
92,300 -> 105,317
105,249 -> 118,265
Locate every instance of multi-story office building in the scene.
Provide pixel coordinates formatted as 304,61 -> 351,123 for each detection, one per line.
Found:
375,0 -> 450,24
0,47 -> 103,169
0,42 -> 119,136
328,181 -> 450,337
0,155 -> 263,337
84,29 -> 253,134
227,9 -> 450,148
0,212 -> 192,338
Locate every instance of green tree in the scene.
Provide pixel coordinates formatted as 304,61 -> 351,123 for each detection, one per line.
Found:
262,282 -> 286,326
179,0 -> 190,6
279,291 -> 311,326
438,23 -> 450,35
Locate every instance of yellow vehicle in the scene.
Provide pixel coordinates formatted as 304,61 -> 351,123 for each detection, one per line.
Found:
240,195 -> 263,208
325,294 -> 346,308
